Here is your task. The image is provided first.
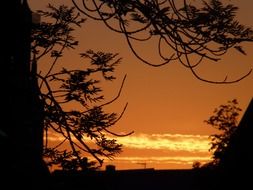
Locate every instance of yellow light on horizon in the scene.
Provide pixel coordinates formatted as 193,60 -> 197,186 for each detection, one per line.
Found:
114,133 -> 211,153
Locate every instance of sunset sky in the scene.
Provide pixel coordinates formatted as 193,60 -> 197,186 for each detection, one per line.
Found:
28,0 -> 253,170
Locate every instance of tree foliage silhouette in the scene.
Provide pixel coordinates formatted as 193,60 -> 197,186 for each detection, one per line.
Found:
32,4 -> 133,171
204,99 -> 241,167
72,0 -> 253,84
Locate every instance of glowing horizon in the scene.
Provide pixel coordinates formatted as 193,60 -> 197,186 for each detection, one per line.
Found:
104,133 -> 212,169
46,132 -> 212,170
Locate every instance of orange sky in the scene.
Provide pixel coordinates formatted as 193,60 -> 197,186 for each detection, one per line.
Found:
29,0 -> 253,170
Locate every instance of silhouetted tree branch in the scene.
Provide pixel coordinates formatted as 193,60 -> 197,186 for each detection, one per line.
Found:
72,0 -> 253,84
32,4 -> 133,171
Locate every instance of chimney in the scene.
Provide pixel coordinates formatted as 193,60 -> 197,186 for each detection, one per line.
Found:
106,165 -> 116,173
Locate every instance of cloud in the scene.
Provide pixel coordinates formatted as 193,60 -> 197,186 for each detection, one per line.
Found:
106,155 -> 210,164
46,132 -> 211,154
114,133 -> 211,153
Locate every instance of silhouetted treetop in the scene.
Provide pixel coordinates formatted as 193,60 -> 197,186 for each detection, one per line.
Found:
72,0 -> 253,84
204,99 -> 241,167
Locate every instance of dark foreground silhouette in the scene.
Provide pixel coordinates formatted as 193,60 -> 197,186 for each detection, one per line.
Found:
1,0 -> 252,189
50,166 -> 249,190
51,168 -> 211,190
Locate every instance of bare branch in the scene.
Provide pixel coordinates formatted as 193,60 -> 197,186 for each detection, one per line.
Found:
73,0 -> 253,83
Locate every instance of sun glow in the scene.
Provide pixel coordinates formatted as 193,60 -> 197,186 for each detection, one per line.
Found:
104,133 -> 212,169
114,133 -> 211,153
